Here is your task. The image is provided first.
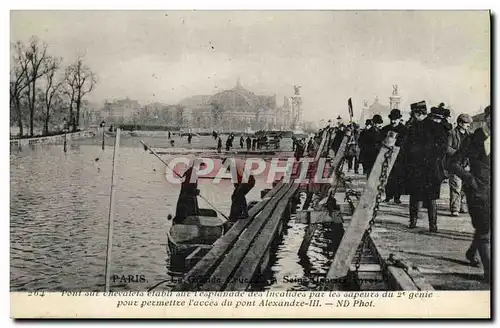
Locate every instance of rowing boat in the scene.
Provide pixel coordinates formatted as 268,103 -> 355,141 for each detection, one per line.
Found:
166,208 -> 225,272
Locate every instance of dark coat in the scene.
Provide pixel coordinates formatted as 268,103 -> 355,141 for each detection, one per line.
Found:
174,167 -> 199,223
345,128 -> 360,158
331,124 -> 346,154
404,117 -> 448,200
358,126 -> 384,167
447,127 -> 490,233
229,175 -> 256,221
381,123 -> 408,193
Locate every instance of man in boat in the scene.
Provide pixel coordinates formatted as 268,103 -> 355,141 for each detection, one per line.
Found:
228,163 -> 256,221
173,161 -> 204,224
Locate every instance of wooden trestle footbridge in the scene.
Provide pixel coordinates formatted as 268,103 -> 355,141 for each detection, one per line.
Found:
171,128 -> 489,292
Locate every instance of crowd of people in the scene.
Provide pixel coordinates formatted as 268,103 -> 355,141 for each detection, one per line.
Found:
309,103 -> 490,283
212,130 -> 280,152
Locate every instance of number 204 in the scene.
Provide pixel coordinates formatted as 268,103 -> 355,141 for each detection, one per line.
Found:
28,291 -> 45,297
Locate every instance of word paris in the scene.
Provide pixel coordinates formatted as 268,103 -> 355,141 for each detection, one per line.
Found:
164,157 -> 331,184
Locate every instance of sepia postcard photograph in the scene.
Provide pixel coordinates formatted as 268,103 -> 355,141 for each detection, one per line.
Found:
7,5 -> 492,319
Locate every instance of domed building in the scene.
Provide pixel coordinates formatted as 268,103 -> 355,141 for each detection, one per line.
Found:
359,97 -> 390,125
178,80 -> 286,132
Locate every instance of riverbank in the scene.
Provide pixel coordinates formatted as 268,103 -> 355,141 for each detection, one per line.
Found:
9,130 -> 96,147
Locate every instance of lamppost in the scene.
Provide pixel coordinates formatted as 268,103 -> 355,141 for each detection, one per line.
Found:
63,118 -> 68,153
100,120 -> 106,150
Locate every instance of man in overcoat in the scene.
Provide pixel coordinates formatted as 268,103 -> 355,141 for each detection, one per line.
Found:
381,109 -> 408,204
447,106 -> 491,283
405,104 -> 448,232
358,119 -> 372,174
360,115 -> 384,177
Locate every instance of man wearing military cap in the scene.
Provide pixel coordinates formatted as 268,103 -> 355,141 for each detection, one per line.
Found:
447,113 -> 473,217
381,109 -> 408,204
404,103 -> 448,232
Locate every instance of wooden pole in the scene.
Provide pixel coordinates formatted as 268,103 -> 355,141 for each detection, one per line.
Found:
63,131 -> 67,153
104,128 -> 121,292
324,131 -> 400,283
101,127 -> 105,151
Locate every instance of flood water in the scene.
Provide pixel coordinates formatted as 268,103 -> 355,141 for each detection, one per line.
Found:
10,134 -> 340,292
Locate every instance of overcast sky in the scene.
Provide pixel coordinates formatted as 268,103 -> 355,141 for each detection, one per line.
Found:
10,10 -> 490,121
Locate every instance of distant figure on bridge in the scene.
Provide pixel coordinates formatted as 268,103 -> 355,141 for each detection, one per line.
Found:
240,135 -> 244,148
168,131 -> 171,139
252,138 -> 257,151
170,139 -> 175,147
246,136 -> 252,150
294,138 -> 305,161
212,131 -> 218,140
187,133 -> 193,144
359,114 -> 384,177
291,135 -> 297,151
358,119 -> 372,174
217,137 -> 222,153
307,137 -> 314,154
345,123 -> 361,174
331,116 -> 347,156
225,137 -> 231,151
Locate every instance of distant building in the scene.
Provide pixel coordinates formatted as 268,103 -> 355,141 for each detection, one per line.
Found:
360,96 -> 390,124
178,80 -> 288,132
101,98 -> 141,123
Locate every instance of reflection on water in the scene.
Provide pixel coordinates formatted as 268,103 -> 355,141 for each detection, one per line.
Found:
10,135 -> 338,291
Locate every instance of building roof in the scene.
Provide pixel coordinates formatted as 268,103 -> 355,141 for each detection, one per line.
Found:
178,81 -> 276,112
178,95 -> 212,108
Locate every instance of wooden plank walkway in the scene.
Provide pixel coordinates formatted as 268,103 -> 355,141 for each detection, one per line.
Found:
337,173 -> 490,291
174,130 -> 333,291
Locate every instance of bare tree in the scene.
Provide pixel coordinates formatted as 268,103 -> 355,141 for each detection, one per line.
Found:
62,70 -> 77,130
10,41 -> 31,137
25,36 -> 51,137
42,56 -> 63,135
64,58 -> 97,131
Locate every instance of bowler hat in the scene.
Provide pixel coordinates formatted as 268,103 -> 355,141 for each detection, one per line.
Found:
365,119 -> 372,126
372,114 -> 383,124
336,115 -> 342,120
429,106 -> 444,118
388,109 -> 402,120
